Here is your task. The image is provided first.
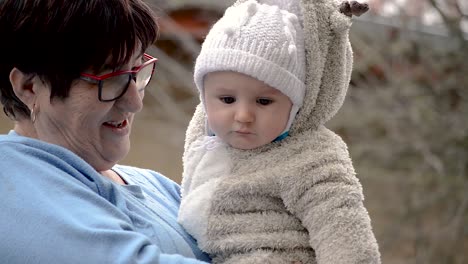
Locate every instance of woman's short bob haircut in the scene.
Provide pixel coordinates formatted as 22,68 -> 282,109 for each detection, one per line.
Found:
0,0 -> 158,120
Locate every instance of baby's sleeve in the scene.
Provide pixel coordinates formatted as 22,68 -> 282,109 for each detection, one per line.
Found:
279,131 -> 381,263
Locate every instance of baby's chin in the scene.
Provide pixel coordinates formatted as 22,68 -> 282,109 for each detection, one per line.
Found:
228,141 -> 266,150
223,133 -> 273,150
231,145 -> 256,150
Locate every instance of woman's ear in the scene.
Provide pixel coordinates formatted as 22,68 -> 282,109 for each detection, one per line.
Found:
9,67 -> 37,109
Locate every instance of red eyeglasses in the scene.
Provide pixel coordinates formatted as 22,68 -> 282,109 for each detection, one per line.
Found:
80,53 -> 158,102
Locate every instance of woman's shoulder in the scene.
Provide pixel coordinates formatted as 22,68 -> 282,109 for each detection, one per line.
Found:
0,130 -> 90,161
0,130 -> 98,174
0,130 -> 40,148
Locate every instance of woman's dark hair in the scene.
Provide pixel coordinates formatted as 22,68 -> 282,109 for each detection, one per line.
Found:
0,0 -> 158,119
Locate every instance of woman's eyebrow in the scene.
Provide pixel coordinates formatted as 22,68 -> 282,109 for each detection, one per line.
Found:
98,53 -> 144,73
101,64 -> 115,72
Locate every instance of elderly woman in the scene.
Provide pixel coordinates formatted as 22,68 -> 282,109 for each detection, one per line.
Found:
0,0 -> 210,263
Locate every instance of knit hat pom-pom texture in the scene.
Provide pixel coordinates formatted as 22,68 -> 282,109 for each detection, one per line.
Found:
246,1 -> 258,15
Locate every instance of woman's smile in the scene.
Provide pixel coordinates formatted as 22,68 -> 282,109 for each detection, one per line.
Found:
103,119 -> 130,135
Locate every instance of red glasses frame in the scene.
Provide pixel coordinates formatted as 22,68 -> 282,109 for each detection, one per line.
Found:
80,53 -> 158,102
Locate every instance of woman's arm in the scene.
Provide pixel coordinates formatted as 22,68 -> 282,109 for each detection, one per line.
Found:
0,140 -> 209,264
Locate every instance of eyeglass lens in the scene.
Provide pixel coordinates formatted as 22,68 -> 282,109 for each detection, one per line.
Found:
136,63 -> 154,91
100,63 -> 154,101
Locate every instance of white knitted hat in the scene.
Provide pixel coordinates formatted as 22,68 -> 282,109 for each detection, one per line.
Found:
194,0 -> 306,134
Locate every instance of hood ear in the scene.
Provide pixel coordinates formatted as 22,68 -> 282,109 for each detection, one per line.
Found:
339,1 -> 369,17
291,0 -> 361,133
332,1 -> 370,34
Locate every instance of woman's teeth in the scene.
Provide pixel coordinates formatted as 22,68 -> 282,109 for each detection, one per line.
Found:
106,120 -> 125,128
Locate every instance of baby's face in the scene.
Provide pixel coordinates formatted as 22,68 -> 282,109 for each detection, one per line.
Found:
204,71 -> 292,150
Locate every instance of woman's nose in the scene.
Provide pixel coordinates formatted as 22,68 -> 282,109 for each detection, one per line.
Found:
116,80 -> 144,113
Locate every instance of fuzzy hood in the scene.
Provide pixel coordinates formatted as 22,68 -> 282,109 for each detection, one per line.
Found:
187,0 -> 355,146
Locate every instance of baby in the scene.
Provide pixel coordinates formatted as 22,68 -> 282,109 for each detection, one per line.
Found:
179,0 -> 380,263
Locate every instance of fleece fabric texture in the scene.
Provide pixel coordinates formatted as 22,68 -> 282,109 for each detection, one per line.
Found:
180,0 -> 381,263
0,131 -> 210,264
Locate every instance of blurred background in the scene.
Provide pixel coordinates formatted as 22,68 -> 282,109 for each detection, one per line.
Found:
0,0 -> 466,263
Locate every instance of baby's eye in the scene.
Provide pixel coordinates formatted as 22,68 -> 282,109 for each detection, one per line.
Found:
257,98 -> 273,105
220,96 -> 235,104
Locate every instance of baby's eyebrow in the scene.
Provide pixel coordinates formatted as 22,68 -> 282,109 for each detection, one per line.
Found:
261,88 -> 283,95
211,87 -> 235,93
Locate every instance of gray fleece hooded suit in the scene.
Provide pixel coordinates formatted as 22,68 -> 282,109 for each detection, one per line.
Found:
179,0 -> 381,263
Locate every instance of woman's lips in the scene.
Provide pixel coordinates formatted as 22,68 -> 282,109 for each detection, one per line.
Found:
103,119 -> 128,129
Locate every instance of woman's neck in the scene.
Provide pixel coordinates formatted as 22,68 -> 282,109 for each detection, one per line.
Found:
13,120 -> 38,138
100,169 -> 127,185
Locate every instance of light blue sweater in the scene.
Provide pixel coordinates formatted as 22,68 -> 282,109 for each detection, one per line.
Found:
0,131 -> 210,264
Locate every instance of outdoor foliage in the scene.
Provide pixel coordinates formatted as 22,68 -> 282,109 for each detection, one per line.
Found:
330,1 -> 468,262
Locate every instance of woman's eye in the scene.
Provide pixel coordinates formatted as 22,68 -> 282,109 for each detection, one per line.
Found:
220,97 -> 235,104
257,98 -> 273,105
